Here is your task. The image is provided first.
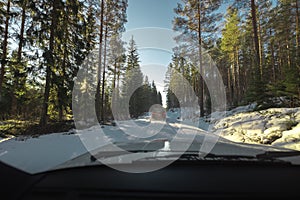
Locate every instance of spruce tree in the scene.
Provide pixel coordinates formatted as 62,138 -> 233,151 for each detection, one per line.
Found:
220,7 -> 242,106
122,37 -> 144,118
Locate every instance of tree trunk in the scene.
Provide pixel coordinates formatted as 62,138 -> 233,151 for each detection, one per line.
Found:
113,61 -> 117,90
0,0 -> 11,101
236,48 -> 241,103
101,26 -> 108,122
232,61 -> 237,105
228,66 -> 232,107
111,61 -> 117,119
295,0 -> 299,63
258,15 -> 264,76
11,0 -> 27,116
270,30 -> 276,82
58,37 -> 68,122
95,0 -> 105,123
40,1 -> 58,126
197,0 -> 204,117
58,7 -> 69,122
250,0 -> 261,78
17,1 -> 26,63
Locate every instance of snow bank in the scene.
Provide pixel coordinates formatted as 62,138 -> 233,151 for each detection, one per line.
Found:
212,107 -> 300,151
208,103 -> 257,124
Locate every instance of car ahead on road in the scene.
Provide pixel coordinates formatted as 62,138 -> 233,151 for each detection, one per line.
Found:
150,104 -> 166,122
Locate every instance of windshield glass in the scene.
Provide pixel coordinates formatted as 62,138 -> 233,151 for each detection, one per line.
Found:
0,0 -> 300,174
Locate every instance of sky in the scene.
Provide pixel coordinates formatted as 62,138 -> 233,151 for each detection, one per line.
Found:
122,0 -> 232,107
124,0 -> 181,107
125,0 -> 180,30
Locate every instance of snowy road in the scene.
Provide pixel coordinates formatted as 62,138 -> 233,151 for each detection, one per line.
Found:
0,114 -> 210,174
81,118 -> 208,146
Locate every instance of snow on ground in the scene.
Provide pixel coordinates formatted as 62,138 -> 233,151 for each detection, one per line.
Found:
211,107 -> 300,151
0,108 -> 217,174
174,105 -> 300,151
0,112 -> 184,173
168,105 -> 260,132
167,107 -> 211,131
1,105 -> 300,174
0,135 -> 15,143
208,103 -> 257,124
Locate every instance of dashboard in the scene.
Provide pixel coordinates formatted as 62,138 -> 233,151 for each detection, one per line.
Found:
1,159 -> 300,200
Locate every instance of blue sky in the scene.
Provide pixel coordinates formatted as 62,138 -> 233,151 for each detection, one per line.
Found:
124,0 -> 181,68
125,0 -> 180,30
124,0 -> 182,106
123,0 -> 230,106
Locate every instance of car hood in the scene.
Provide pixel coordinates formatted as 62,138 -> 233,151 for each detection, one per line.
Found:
54,136 -> 300,171
1,132 -> 299,175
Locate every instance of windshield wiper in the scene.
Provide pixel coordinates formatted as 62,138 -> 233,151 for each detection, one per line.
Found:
78,150 -> 296,169
135,152 -> 292,165
89,149 -> 299,165
90,150 -> 160,162
256,151 -> 300,160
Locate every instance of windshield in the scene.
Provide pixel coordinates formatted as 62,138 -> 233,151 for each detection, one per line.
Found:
0,0 -> 300,174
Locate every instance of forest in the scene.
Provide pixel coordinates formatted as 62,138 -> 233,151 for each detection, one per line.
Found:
167,0 -> 300,116
0,0 -> 299,136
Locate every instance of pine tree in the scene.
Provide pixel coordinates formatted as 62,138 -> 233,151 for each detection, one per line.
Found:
0,0 -> 11,102
95,0 -> 105,123
157,91 -> 163,106
122,37 -> 144,118
27,0 -> 98,124
37,0 -> 61,125
173,0 -> 221,116
95,0 -> 128,122
220,7 -> 242,106
9,0 -> 28,116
